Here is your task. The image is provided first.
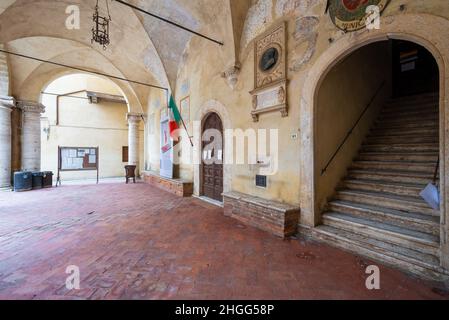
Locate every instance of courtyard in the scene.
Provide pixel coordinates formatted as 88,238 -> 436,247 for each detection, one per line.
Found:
0,183 -> 446,300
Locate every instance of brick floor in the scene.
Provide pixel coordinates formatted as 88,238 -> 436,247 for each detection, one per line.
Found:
0,183 -> 448,300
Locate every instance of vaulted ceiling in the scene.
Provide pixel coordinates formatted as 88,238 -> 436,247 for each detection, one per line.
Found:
0,0 -> 250,109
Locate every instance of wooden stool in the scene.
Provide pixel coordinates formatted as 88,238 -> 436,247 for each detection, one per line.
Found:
125,165 -> 137,184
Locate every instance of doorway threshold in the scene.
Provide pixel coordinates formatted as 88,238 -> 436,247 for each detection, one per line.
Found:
193,195 -> 224,208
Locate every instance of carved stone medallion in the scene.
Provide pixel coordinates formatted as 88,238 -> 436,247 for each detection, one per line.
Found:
328,0 -> 390,32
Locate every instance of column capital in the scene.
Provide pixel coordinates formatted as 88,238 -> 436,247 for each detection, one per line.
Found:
17,100 -> 45,114
0,95 -> 16,111
126,113 -> 145,124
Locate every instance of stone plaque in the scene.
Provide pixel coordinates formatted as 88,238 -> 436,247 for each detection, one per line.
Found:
250,22 -> 288,122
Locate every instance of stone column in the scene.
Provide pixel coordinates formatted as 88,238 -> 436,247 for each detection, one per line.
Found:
18,101 -> 45,172
0,96 -> 15,188
127,113 -> 142,173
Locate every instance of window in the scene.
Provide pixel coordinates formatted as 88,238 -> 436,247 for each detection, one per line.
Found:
122,146 -> 129,163
256,175 -> 267,188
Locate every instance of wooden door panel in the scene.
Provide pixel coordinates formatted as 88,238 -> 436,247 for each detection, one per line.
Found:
201,113 -> 224,202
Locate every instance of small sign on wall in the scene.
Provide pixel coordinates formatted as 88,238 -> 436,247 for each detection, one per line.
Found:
160,115 -> 173,179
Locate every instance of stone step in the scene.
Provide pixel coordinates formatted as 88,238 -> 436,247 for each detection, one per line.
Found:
322,212 -> 440,256
387,93 -> 439,104
361,143 -> 439,153
383,100 -> 438,110
381,106 -> 438,116
310,225 -> 447,281
374,119 -> 439,130
379,114 -> 439,125
366,135 -> 438,144
328,200 -> 440,235
380,108 -> 439,119
347,169 -> 438,185
343,179 -> 425,198
378,116 -> 439,126
371,127 -> 438,137
335,189 -> 439,216
357,152 -> 438,162
351,160 -> 436,173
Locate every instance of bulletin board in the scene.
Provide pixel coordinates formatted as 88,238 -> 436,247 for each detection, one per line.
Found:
57,146 -> 99,186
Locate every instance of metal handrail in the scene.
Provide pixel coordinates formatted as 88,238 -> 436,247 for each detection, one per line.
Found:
321,80 -> 386,176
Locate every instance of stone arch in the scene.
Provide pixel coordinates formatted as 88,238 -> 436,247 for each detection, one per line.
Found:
299,13 -> 449,249
38,71 -> 132,113
193,99 -> 232,197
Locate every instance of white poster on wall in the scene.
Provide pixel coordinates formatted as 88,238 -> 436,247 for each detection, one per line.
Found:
160,115 -> 173,179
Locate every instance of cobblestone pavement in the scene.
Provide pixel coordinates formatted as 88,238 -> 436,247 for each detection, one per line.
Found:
0,183 -> 447,300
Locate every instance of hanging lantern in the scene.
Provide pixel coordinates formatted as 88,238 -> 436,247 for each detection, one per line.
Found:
91,0 -> 111,50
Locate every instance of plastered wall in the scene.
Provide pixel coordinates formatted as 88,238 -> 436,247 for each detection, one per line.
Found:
143,0 -> 449,210
40,74 -> 142,180
315,41 -> 392,214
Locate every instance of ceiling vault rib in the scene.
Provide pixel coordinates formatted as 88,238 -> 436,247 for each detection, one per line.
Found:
0,49 -> 168,92
114,0 -> 224,46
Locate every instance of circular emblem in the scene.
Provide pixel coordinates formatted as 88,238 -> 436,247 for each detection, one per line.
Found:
259,47 -> 279,72
329,0 -> 390,32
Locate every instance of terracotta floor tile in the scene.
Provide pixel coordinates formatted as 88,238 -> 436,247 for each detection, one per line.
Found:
0,182 -> 447,300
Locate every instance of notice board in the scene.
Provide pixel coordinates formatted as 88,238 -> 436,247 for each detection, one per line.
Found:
57,146 -> 99,185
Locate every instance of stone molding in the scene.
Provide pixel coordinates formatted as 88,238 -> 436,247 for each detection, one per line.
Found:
17,100 -> 45,114
221,63 -> 241,90
127,113 -> 144,124
0,95 -> 15,110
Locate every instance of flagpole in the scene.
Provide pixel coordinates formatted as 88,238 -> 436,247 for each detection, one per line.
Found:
181,117 -> 194,147
168,93 -> 194,147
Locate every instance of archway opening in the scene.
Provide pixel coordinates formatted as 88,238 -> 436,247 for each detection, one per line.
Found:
315,39 -> 440,219
40,73 -> 131,183
312,39 -> 441,274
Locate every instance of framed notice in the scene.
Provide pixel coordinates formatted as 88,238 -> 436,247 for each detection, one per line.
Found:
57,146 -> 99,186
180,96 -> 190,124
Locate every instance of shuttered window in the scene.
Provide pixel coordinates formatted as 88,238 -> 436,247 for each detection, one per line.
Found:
122,146 -> 129,163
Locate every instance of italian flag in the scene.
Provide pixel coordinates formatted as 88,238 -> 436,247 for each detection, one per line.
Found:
168,95 -> 182,141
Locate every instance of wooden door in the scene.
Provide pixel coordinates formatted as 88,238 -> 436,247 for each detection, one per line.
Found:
201,113 -> 224,202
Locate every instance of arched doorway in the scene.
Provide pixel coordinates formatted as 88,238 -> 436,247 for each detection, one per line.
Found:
306,36 -> 445,279
201,112 -> 224,202
314,39 -> 440,218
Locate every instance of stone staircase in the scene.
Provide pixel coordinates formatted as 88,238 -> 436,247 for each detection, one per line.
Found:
311,92 -> 449,281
